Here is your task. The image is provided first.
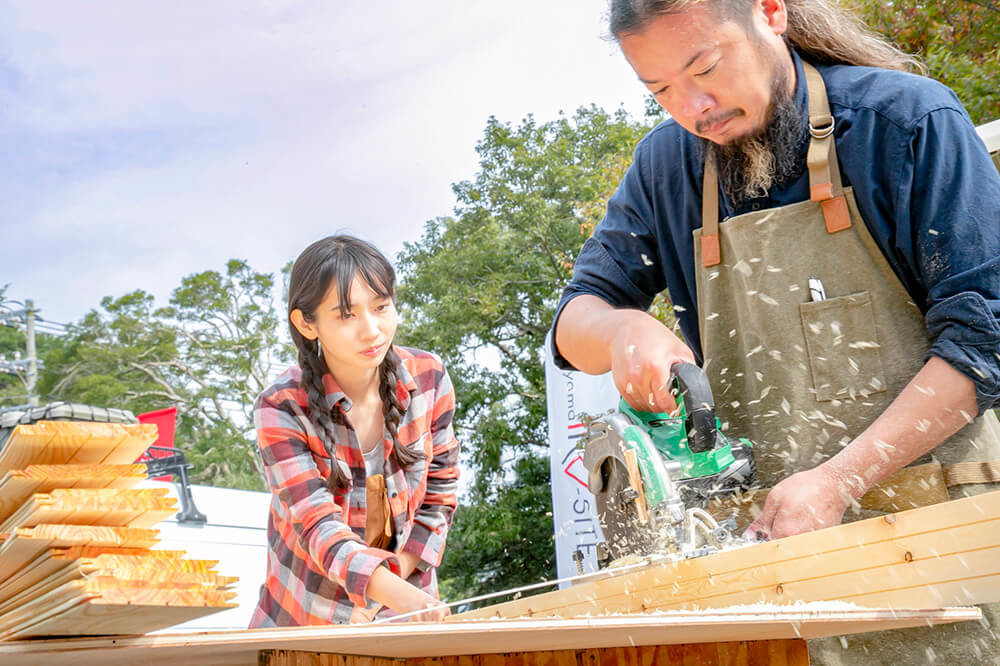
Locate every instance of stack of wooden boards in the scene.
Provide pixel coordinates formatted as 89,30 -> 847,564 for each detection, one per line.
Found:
0,420 -> 237,640
456,488 -> 1000,620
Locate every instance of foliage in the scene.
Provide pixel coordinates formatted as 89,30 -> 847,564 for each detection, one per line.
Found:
851,0 -> 1000,123
395,106 -> 655,598
41,261 -> 289,490
396,106 -> 650,487
438,455 -> 556,606
157,259 -> 286,488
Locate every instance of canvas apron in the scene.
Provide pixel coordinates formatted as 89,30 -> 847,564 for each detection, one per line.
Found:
693,62 -> 1000,664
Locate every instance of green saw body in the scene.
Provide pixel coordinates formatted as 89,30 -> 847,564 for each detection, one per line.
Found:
582,362 -> 756,563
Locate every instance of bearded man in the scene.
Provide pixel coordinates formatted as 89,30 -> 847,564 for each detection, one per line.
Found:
551,0 -> 1000,662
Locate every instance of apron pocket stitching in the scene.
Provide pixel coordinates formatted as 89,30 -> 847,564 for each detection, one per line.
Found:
800,290 -> 888,402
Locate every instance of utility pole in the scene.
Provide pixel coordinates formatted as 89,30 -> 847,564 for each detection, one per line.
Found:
0,297 -> 43,407
25,299 -> 38,406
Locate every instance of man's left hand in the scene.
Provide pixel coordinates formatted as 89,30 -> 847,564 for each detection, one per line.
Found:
745,465 -> 854,540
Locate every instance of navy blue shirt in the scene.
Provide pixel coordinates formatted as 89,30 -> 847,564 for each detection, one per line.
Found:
553,51 -> 1000,413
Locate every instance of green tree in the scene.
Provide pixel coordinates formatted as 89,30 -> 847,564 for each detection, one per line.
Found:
43,261 -> 289,490
437,455 -> 556,607
852,0 -> 999,123
395,106 -> 654,600
157,259 -> 286,489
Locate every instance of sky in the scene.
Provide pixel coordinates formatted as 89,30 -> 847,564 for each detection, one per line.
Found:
0,1 -> 650,329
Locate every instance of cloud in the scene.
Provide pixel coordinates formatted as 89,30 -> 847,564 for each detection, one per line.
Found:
0,0 -> 646,324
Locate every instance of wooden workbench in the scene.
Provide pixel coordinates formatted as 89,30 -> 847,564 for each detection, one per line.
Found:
0,607 -> 979,665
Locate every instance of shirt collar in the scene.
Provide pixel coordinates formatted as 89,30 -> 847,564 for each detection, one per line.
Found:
790,48 -> 808,121
322,373 -> 349,411
320,346 -> 416,413
392,348 -> 417,413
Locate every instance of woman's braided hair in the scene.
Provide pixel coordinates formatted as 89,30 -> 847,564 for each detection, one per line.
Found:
287,235 -> 423,493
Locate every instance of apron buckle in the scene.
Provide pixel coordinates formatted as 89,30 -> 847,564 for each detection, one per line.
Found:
809,114 -> 835,139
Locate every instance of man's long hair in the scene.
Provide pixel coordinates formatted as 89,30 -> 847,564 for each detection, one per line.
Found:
608,0 -> 924,73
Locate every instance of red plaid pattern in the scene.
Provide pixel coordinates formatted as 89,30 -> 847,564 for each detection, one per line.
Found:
249,346 -> 460,626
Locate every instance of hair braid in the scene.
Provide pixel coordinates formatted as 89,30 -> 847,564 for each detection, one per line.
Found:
298,340 -> 351,492
286,235 -> 421,489
379,348 -> 424,468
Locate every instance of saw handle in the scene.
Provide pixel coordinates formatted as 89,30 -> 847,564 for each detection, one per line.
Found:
670,362 -> 718,454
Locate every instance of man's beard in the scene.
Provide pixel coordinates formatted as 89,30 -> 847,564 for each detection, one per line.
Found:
702,62 -> 806,206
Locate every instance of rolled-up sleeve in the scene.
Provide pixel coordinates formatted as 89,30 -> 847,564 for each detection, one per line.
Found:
550,142 -> 669,370
899,107 -> 1000,413
401,364 -> 460,568
255,391 -> 400,608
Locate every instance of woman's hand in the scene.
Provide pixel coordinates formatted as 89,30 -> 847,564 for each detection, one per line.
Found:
399,595 -> 451,622
348,604 -> 381,624
365,564 -> 451,622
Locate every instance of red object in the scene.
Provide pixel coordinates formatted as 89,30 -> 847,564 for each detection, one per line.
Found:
137,407 -> 178,481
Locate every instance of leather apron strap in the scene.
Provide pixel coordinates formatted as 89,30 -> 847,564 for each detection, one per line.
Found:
701,61 -> 850,267
803,62 -> 851,233
701,152 -> 722,266
365,473 -> 393,550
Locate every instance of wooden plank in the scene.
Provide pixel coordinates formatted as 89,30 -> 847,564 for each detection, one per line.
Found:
0,577 -> 237,640
0,422 -> 157,475
0,580 -> 97,637
0,610 -> 978,666
569,523 -> 1000,615
0,525 -> 160,581
0,550 -> 217,610
76,578 -> 237,607
3,598 -> 228,641
0,523 -> 161,548
0,550 -> 92,606
0,488 -> 177,533
0,566 -> 84,618
455,490 -> 1000,620
0,554 -> 232,633
0,465 -> 146,524
2,463 -> 147,483
80,551 -> 218,576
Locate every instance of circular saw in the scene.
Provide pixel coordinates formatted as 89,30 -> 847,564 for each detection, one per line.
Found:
582,362 -> 756,564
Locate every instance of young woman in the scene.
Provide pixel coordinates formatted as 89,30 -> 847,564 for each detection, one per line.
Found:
249,235 -> 459,626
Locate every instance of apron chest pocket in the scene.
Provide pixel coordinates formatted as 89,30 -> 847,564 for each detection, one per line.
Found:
799,291 -> 887,402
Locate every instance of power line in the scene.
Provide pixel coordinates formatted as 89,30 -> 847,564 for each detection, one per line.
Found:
33,323 -> 68,335
36,315 -> 69,329
0,301 -> 68,335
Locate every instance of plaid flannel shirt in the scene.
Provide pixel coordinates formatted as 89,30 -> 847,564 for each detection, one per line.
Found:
249,346 -> 460,626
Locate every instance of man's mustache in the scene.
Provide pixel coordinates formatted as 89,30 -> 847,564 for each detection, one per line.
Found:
695,109 -> 744,135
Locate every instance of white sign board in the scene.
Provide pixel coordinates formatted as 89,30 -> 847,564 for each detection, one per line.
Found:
543,332 -> 619,585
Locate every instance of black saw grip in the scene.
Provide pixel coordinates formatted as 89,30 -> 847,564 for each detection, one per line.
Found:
671,362 -> 719,454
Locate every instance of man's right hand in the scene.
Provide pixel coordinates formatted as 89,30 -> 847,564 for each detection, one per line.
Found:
555,295 -> 695,414
609,309 -> 696,413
